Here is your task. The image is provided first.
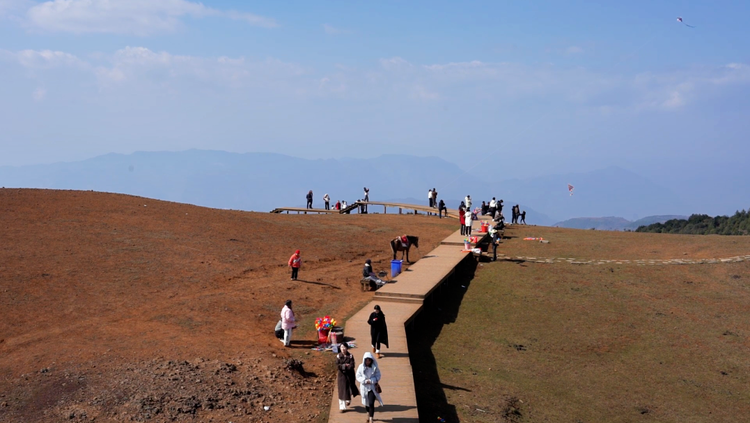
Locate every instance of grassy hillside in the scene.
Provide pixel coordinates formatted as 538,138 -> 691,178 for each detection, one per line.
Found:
414,225 -> 750,422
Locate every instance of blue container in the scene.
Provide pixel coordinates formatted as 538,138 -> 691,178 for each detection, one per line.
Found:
391,260 -> 403,278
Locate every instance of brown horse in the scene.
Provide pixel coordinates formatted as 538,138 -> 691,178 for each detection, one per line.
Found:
389,235 -> 419,263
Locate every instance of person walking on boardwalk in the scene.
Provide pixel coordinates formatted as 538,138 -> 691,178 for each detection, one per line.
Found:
367,305 -> 389,358
306,190 -> 313,209
323,193 -> 330,210
336,343 -> 359,412
280,300 -> 296,347
356,352 -> 383,423
288,249 -> 301,280
464,194 -> 472,210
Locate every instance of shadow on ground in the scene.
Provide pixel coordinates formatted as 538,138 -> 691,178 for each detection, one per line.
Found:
407,254 -> 478,422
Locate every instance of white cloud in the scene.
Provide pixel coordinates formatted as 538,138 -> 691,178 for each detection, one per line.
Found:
13,49 -> 87,68
32,87 -> 46,100
565,46 -> 584,55
26,0 -> 277,35
322,23 -> 349,35
0,0 -> 29,17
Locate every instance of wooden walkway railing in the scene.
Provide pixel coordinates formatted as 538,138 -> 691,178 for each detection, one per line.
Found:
327,220 -> 489,422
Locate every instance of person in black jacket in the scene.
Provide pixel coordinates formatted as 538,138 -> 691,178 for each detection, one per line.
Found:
367,305 -> 389,358
363,259 -> 385,289
306,190 -> 313,209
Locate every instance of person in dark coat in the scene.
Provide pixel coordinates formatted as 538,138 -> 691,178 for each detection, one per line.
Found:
438,199 -> 446,218
336,343 -> 360,412
367,305 -> 389,358
306,190 -> 313,209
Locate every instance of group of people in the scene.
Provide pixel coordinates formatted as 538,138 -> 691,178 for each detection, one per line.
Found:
458,194 -> 476,235
336,304 -> 388,420
309,187 -> 370,212
278,294 -> 388,422
427,188 -> 448,218
511,204 -> 527,224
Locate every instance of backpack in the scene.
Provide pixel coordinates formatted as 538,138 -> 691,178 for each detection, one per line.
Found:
275,320 -> 284,339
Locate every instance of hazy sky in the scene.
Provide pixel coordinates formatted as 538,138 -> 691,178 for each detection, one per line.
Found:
1,1 -> 749,182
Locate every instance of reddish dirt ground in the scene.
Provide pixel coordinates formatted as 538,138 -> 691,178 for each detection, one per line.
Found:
0,189 -> 456,422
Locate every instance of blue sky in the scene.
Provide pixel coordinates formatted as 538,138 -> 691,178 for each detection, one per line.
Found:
1,0 -> 749,194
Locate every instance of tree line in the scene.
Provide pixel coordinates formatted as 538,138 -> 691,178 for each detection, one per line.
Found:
635,210 -> 750,235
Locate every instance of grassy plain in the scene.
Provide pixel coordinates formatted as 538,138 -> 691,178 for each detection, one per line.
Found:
420,226 -> 750,422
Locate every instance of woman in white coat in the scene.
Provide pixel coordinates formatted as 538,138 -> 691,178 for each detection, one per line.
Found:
356,352 -> 383,423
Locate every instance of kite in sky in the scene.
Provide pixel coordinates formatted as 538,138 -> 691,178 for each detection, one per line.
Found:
568,184 -> 574,196
677,17 -> 695,28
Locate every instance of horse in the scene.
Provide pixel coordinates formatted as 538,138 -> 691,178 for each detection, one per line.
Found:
390,235 -> 419,263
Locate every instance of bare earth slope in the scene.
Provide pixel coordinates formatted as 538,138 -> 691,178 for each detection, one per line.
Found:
0,189 -> 455,422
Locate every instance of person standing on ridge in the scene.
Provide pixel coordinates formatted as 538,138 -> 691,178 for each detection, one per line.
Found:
427,188 -> 434,208
465,208 -> 473,236
323,193 -> 330,210
464,195 -> 472,210
432,188 -> 438,208
288,249 -> 301,280
306,190 -> 313,209
363,187 -> 370,202
280,300 -> 296,347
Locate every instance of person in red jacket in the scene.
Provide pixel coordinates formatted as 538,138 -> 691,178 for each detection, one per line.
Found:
458,203 -> 466,235
288,249 -> 301,280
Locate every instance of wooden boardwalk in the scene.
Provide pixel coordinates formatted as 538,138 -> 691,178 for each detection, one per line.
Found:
328,220 -> 487,422
270,201 -> 457,219
269,207 -> 339,214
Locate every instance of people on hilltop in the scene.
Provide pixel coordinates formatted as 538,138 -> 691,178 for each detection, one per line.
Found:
488,197 -> 497,217
335,200 -> 341,211
465,208 -> 473,236
356,352 -> 383,423
288,249 -> 301,281
427,188 -> 434,208
306,190 -> 313,209
363,259 -> 386,289
459,202 -> 466,235
336,343 -> 359,412
323,193 -> 331,210
511,204 -> 519,224
464,195 -> 472,210
363,187 -> 370,202
481,201 -> 488,216
438,199 -> 446,219
489,222 -> 503,261
520,210 -> 527,225
280,300 -> 296,347
432,188 -> 438,207
367,305 -> 389,358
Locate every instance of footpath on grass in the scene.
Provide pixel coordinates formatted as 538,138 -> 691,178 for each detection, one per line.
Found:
327,219 -> 489,422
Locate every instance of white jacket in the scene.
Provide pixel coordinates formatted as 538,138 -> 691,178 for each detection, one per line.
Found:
356,352 -> 384,406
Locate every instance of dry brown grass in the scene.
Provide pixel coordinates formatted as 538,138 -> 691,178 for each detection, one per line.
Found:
427,225 -> 750,422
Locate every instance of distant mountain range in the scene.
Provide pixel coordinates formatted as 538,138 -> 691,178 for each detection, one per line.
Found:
554,215 -> 688,231
0,150 -> 693,224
